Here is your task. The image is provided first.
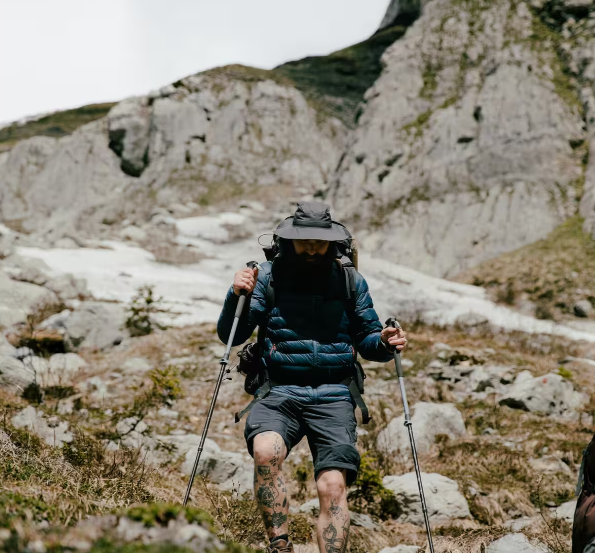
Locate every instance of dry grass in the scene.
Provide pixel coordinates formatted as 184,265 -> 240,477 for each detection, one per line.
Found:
458,216 -> 595,322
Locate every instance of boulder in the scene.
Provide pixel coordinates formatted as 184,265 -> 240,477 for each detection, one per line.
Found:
107,98 -> 152,177
0,334 -> 16,356
377,402 -> 466,458
45,274 -> 88,301
382,472 -> 470,526
11,406 -> 73,447
529,455 -> 572,475
455,312 -> 489,328
0,355 -> 35,391
160,433 -> 254,493
120,225 -> 147,243
0,225 -> 16,259
65,301 -> 127,350
299,498 -> 320,515
574,300 -> 594,318
350,511 -> 378,530
1,254 -> 51,285
553,500 -> 577,522
499,371 -> 587,416
485,534 -> 549,553
36,353 -> 87,388
0,271 -> 59,327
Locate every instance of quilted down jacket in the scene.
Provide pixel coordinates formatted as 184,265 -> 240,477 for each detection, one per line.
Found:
217,261 -> 393,384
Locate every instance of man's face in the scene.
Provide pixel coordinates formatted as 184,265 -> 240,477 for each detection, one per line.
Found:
292,239 -> 330,262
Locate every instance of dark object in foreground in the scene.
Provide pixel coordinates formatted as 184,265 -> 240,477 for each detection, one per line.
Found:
386,317 -> 435,553
182,262 -> 257,506
574,434 -> 595,553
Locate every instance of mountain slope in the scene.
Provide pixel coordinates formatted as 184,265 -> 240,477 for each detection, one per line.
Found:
330,0 -> 587,278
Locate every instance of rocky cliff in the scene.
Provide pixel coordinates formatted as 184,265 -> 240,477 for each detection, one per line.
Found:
1,0 -> 595,279
331,0 -> 589,277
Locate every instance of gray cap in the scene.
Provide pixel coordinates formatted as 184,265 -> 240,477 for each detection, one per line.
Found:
274,202 -> 349,241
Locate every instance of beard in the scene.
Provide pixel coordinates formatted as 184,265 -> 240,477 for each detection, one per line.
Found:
273,241 -> 336,294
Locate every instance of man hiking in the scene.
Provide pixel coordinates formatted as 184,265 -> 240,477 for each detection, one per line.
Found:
574,434 -> 595,553
217,202 -> 406,553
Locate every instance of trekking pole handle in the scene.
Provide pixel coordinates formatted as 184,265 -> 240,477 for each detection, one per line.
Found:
234,261 -> 261,318
385,318 -> 404,378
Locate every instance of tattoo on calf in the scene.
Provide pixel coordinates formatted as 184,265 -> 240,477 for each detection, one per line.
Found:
322,522 -> 347,553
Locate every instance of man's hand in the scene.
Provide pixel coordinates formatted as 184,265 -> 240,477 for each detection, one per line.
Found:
233,267 -> 259,296
381,326 -> 407,351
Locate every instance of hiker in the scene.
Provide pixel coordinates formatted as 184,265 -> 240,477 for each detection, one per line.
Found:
217,202 -> 407,553
574,434 -> 595,553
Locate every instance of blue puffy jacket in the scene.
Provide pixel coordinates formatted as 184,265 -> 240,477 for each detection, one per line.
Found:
217,261 -> 392,384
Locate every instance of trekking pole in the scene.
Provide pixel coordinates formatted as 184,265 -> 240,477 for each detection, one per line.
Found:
183,261 -> 259,506
386,318 -> 435,553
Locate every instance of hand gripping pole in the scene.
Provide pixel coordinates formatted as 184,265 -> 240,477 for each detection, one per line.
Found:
386,318 -> 435,553
182,262 -> 259,506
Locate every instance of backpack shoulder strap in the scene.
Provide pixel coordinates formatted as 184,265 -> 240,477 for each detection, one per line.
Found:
257,271 -> 274,348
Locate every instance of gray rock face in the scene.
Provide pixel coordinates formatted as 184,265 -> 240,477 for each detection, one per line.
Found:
0,70 -> 344,240
107,98 -> 152,177
499,370 -> 586,416
11,406 -> 73,447
382,472 -> 470,526
377,402 -> 466,458
332,0 -> 584,277
485,534 -> 549,553
0,355 -> 34,391
65,301 -> 127,350
0,271 -> 58,327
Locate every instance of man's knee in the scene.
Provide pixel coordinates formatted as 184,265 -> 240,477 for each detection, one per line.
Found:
253,432 -> 287,467
316,469 -> 347,500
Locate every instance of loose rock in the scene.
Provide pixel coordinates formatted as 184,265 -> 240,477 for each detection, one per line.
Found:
499,371 -> 586,416
382,472 -> 470,526
66,301 -> 127,350
12,406 -> 72,447
377,402 -> 466,458
485,533 -> 549,552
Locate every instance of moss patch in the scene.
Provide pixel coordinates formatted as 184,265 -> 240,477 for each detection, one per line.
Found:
0,102 -> 115,153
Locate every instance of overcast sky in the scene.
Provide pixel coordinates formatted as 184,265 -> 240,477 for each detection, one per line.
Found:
0,0 -> 389,124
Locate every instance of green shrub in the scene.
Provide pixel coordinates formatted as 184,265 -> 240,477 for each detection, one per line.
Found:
348,453 -> 397,519
125,286 -> 168,337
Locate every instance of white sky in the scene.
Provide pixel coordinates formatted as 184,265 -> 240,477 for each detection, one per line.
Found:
0,0 -> 389,124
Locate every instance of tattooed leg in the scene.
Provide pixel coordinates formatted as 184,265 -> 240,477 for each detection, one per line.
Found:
316,469 -> 350,553
253,432 -> 289,540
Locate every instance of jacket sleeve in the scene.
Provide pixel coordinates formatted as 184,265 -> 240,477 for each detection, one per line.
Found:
351,273 -> 394,363
217,264 -> 269,346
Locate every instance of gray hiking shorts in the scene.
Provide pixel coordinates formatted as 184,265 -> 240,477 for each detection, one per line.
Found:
244,384 -> 360,485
